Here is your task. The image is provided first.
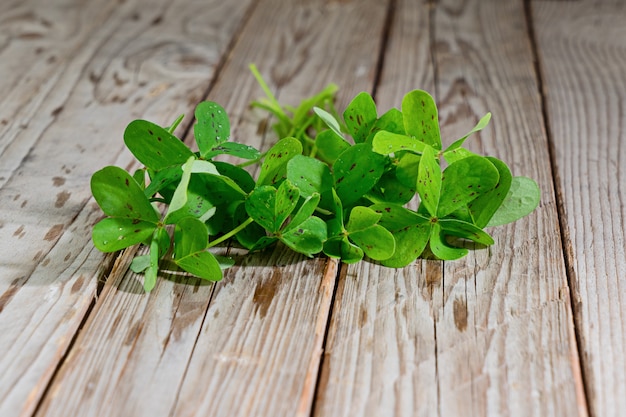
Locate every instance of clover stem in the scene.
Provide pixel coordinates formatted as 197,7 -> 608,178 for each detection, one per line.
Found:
237,151 -> 267,168
207,216 -> 255,248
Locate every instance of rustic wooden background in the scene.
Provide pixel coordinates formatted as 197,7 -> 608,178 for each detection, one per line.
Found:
0,0 -> 624,416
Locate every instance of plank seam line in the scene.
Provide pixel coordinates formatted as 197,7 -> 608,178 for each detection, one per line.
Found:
308,259 -> 342,417
372,0 -> 397,99
29,247 -> 123,417
193,0 -> 261,123
523,1 -> 591,416
164,1 -> 262,414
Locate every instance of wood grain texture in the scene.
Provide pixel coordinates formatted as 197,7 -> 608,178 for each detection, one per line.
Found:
315,0 -> 586,415
0,0 -> 254,416
172,0 -> 389,415
36,0 -> 389,416
533,1 -> 626,416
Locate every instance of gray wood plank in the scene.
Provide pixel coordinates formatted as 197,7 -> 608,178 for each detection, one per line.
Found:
534,1 -> 626,416
315,0 -> 587,415
35,0 -> 390,416
0,0 -> 254,416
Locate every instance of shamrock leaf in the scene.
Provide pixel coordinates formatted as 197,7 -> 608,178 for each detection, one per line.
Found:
402,90 -> 441,149
333,143 -> 385,207
124,120 -> 194,170
343,92 -> 377,143
256,137 -> 302,185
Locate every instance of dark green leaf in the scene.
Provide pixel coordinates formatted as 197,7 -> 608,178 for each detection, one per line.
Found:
284,193 -> 321,232
370,203 -> 431,267
92,218 -> 156,252
438,218 -> 494,246
429,223 -> 468,260
315,130 -> 351,164
333,143 -> 385,207
204,142 -> 260,160
194,101 -> 230,156
174,217 -> 208,259
437,156 -> 499,218
350,224 -> 395,261
246,180 -> 299,233
281,216 -> 327,257
124,120 -> 194,170
371,108 -> 405,136
175,251 -> 223,281
91,166 -> 159,222
323,236 -> 364,264
468,157 -> 512,228
213,161 -> 256,193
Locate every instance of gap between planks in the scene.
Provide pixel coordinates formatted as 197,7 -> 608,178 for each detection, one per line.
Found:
524,0 -> 590,415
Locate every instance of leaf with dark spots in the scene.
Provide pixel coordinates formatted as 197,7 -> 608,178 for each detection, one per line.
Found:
343,92 -> 377,143
91,166 -> 159,222
124,120 -> 194,170
333,143 -> 385,207
194,101 -> 230,157
402,90 -> 441,149
257,137 -> 302,186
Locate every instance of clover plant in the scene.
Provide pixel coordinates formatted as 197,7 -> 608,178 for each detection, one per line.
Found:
90,66 -> 540,291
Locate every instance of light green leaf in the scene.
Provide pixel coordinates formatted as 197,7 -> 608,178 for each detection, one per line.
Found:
346,206 -> 382,232
486,176 -> 540,227
314,107 -> 343,138
287,155 -> 332,198
349,224 -> 395,261
372,131 -> 427,155
343,92 -> 377,143
445,112 -> 491,152
164,156 -> 195,223
130,255 -> 150,273
257,137 -> 303,185
416,145 -> 441,216
402,90 -> 441,149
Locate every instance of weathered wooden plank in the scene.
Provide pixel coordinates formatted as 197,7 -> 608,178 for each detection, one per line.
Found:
35,0 -> 390,416
0,0 -> 253,416
313,2 -> 439,416
315,0 -> 587,415
534,1 -> 626,416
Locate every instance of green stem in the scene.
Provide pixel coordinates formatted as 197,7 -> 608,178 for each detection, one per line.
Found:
249,64 -> 281,110
237,151 -> 267,168
207,217 -> 255,248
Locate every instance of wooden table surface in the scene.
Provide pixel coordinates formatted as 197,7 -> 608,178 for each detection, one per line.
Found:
1,0 -> 624,416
